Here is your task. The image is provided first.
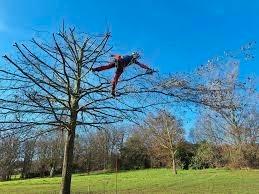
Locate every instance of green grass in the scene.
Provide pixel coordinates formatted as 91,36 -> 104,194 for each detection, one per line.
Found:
0,168 -> 259,193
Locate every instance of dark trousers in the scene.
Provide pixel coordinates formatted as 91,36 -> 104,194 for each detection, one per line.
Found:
92,62 -> 124,94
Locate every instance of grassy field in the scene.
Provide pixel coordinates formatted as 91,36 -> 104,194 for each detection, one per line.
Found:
0,168 -> 259,193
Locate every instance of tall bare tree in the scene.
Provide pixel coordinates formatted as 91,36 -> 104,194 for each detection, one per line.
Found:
0,27 -> 160,193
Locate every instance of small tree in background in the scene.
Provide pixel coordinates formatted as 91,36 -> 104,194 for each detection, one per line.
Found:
120,133 -> 150,170
0,136 -> 20,181
20,139 -> 37,179
143,110 -> 184,174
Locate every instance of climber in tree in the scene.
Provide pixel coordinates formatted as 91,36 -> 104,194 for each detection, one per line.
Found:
92,52 -> 154,97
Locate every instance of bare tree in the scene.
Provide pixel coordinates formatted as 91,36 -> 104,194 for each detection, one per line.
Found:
0,135 -> 20,181
143,110 -> 184,174
21,139 -> 37,179
75,127 -> 124,171
0,26 -> 161,193
192,97 -> 259,168
48,132 -> 64,177
190,52 -> 259,168
157,42 -> 256,112
32,133 -> 64,177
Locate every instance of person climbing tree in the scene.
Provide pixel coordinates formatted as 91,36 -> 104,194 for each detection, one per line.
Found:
92,52 -> 154,97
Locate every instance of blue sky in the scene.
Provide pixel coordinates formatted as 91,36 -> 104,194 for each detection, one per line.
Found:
0,0 -> 258,75
0,0 -> 258,134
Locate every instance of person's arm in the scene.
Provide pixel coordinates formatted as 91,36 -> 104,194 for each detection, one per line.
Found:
135,60 -> 152,70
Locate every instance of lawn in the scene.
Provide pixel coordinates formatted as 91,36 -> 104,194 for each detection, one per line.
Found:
0,168 -> 259,193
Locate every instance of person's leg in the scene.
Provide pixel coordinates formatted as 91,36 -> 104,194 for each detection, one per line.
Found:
111,69 -> 123,96
92,62 -> 115,72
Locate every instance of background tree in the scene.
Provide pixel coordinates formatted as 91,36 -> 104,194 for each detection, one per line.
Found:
20,139 -> 37,179
120,132 -> 150,170
73,127 -> 124,172
190,61 -> 258,168
0,135 -> 20,181
176,141 -> 195,170
143,110 -> 184,174
190,141 -> 224,169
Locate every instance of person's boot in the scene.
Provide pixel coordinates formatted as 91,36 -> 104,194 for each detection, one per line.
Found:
111,90 -> 116,97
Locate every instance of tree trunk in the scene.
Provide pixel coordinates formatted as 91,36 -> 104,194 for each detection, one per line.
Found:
171,151 -> 177,175
50,166 -> 55,177
60,129 -> 76,194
